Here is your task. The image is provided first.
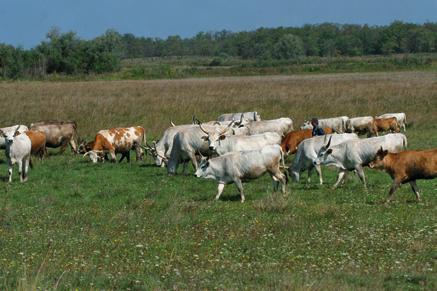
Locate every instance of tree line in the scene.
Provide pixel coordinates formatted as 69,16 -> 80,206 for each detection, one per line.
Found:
1,21 -> 437,79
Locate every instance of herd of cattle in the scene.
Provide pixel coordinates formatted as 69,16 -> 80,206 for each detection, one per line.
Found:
0,112 -> 435,203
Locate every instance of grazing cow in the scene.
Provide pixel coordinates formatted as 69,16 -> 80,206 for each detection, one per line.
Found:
236,118 -> 294,136
205,132 -> 282,156
377,113 -> 407,132
345,116 -> 377,137
373,117 -> 400,134
83,126 -> 146,163
0,125 -> 28,149
167,122 -> 235,175
301,116 -> 349,133
25,130 -> 47,159
30,121 -> 79,153
313,133 -> 407,189
195,144 -> 287,202
281,128 -> 333,155
289,133 -> 359,185
146,124 -> 195,167
217,111 -> 261,122
369,148 -> 437,202
0,126 -> 32,182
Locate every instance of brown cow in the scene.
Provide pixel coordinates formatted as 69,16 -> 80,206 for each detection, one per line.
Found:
369,148 -> 437,202
24,130 -> 47,159
30,120 -> 78,154
281,128 -> 333,155
83,126 -> 146,163
374,117 -> 400,135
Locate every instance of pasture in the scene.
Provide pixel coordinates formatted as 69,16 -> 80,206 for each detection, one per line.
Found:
0,71 -> 436,289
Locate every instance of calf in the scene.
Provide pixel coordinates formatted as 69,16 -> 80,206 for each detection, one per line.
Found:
369,148 -> 437,202
0,126 -> 32,182
374,117 -> 400,134
0,125 -> 28,149
194,144 -> 287,202
25,130 -> 47,159
281,128 -> 333,155
84,126 -> 146,163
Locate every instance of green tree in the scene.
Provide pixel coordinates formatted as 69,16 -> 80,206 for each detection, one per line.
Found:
272,34 -> 304,60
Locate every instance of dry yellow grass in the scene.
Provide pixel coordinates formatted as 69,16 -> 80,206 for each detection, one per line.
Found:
0,71 -> 436,139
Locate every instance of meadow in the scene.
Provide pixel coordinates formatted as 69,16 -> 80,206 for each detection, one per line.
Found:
0,71 -> 436,289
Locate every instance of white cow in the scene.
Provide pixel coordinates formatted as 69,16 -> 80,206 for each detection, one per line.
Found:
289,133 -> 359,184
345,116 -> 377,136
236,118 -> 294,136
0,126 -> 32,182
300,116 -> 349,133
313,133 -> 407,189
195,144 -> 287,202
147,124 -> 195,167
0,125 -> 29,149
200,125 -> 281,155
217,112 -> 261,122
167,122 -> 235,175
377,113 -> 407,132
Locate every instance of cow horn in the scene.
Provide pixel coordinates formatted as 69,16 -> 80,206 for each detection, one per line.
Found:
83,151 -> 92,158
240,113 -> 244,124
14,125 -> 21,135
170,120 -> 176,127
198,123 -> 209,135
325,135 -> 332,148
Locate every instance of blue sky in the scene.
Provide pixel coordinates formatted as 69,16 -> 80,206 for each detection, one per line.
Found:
1,0 -> 436,48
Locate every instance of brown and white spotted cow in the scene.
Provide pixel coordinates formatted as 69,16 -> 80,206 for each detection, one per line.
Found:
83,126 -> 146,163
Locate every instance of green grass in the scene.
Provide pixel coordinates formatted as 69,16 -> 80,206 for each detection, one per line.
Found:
0,126 -> 435,290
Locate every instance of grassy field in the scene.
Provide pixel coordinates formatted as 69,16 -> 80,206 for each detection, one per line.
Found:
0,71 -> 436,289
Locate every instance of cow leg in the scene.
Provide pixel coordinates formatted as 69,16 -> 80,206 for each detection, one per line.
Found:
409,180 -> 421,202
59,138 -> 69,154
234,178 -> 245,203
215,183 -> 225,201
69,138 -> 78,154
188,152 -> 198,171
307,166 -> 313,183
182,160 -> 189,175
314,164 -> 323,185
8,161 -> 13,183
333,170 -> 347,189
109,151 -> 117,163
386,180 -> 401,203
22,157 -> 29,182
17,160 -> 24,182
355,166 -> 367,189
274,172 -> 287,194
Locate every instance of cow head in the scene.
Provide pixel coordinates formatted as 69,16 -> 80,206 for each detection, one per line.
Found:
78,140 -> 94,154
195,156 -> 210,178
300,120 -> 313,130
0,126 -> 21,145
83,150 -> 104,163
144,141 -> 167,167
313,135 -> 333,166
199,120 -> 234,151
369,147 -> 388,169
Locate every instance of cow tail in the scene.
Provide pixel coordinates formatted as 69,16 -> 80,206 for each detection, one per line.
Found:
142,127 -> 147,146
29,156 -> 34,169
403,135 -> 408,149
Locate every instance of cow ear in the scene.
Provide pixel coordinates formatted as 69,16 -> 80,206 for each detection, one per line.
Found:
201,136 -> 208,141
13,131 -> 20,137
326,148 -> 333,155
382,150 -> 389,156
219,135 -> 226,140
